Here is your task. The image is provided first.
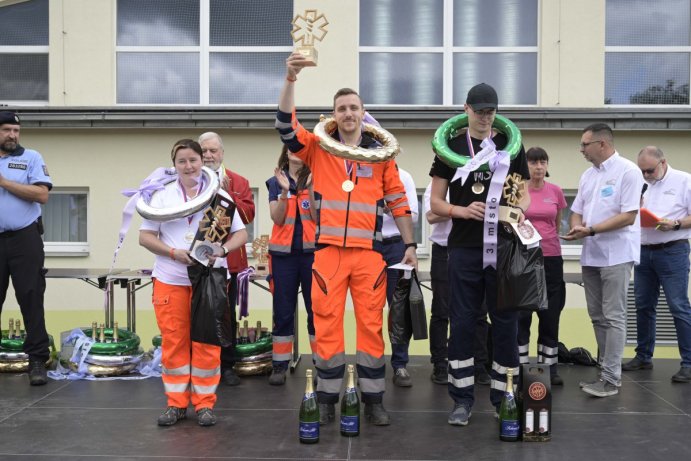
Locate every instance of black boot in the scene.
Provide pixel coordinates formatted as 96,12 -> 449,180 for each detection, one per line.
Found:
318,403 -> 335,424
28,359 -> 47,386
364,402 -> 390,426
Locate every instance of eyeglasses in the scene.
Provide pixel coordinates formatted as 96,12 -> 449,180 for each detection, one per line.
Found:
640,160 -> 663,175
579,140 -> 601,149
472,108 -> 496,119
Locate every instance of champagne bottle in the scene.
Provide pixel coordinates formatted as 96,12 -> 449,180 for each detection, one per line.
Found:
240,320 -> 249,344
340,364 -> 360,437
113,322 -> 119,343
15,319 -> 21,339
299,369 -> 319,444
8,319 -> 14,339
255,321 -> 262,340
91,321 -> 98,341
99,323 -> 105,343
499,368 -> 520,442
538,408 -> 550,436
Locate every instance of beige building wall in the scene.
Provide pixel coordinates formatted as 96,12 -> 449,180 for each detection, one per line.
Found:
49,0 -> 115,106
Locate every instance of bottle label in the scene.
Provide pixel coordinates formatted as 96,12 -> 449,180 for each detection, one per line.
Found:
500,420 -> 520,438
299,421 -> 319,441
340,415 -> 359,434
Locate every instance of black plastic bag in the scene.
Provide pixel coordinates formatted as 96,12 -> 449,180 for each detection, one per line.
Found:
497,227 -> 548,312
388,270 -> 428,344
409,270 -> 428,340
188,264 -> 232,347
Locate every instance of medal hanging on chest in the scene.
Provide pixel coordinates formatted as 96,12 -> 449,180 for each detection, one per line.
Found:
466,130 -> 485,195
342,160 -> 355,192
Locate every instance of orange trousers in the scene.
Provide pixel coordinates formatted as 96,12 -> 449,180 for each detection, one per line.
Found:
311,246 -> 388,402
152,279 -> 221,411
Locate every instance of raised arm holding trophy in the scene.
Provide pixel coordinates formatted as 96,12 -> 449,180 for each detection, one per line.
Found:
275,42 -> 417,426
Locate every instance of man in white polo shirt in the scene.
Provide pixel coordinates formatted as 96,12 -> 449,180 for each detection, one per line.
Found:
622,146 -> 691,383
563,123 -> 643,397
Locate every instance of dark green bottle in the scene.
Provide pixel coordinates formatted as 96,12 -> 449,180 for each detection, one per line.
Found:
299,369 -> 319,444
340,364 -> 360,437
499,368 -> 520,442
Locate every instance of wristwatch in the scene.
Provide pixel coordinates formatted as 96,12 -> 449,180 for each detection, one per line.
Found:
589,226 -> 596,237
222,246 -> 229,256
674,220 -> 682,231
405,242 -> 418,250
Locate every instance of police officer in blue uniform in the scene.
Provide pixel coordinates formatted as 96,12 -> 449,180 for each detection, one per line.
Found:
0,111 -> 52,386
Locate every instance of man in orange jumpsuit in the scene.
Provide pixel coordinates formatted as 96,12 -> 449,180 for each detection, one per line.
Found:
276,52 -> 417,426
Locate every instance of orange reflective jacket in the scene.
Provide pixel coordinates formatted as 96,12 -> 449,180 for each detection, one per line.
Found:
276,111 -> 411,251
268,188 -> 316,254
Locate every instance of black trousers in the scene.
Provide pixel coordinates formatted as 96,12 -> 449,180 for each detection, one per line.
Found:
0,223 -> 50,361
517,256 -> 566,374
428,243 -> 490,368
220,272 -> 239,369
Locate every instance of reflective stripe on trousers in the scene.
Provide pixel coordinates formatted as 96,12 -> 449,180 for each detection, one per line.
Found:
311,246 -> 387,404
153,279 -> 221,411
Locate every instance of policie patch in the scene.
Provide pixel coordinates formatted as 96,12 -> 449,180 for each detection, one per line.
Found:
8,162 -> 27,170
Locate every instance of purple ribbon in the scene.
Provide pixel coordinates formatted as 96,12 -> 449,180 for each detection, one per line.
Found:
362,111 -> 380,128
481,139 -> 510,269
236,267 -> 255,319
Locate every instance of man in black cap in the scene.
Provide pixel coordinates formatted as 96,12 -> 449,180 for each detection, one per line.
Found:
428,83 -> 530,426
0,111 -> 52,385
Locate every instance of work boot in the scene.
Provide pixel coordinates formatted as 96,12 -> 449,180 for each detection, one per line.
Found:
157,406 -> 187,426
28,359 -> 47,386
268,366 -> 287,386
393,367 -> 412,387
318,403 -> 335,424
431,363 -> 447,385
222,368 -> 241,386
671,367 -> 691,383
364,402 -> 390,426
622,357 -> 653,371
196,407 -> 217,426
551,373 -> 564,386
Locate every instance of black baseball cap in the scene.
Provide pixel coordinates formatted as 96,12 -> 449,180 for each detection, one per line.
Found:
0,111 -> 20,126
466,83 -> 498,111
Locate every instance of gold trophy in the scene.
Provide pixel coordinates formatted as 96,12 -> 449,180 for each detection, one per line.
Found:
251,234 -> 271,276
291,9 -> 329,66
499,173 -> 526,224
190,193 -> 234,266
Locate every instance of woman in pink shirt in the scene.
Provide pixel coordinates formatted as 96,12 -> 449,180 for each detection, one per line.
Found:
518,147 -> 567,385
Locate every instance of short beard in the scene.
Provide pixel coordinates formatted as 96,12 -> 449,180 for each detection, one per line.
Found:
0,141 -> 17,153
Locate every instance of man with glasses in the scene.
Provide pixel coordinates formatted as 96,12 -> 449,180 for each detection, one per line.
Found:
198,132 -> 255,387
563,123 -> 643,397
429,83 -> 530,426
622,146 -> 691,383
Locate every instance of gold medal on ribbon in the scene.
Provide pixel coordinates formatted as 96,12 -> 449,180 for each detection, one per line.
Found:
472,182 -> 485,195
342,180 -> 355,192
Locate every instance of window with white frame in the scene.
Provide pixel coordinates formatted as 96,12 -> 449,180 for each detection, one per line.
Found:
359,0 -> 538,106
415,188 -> 430,256
116,0 -> 293,105
41,188 -> 89,256
559,189 -> 582,259
245,187 -> 258,253
0,0 -> 49,103
605,0 -> 690,105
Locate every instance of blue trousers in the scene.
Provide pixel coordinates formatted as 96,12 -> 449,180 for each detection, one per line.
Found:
634,241 -> 691,368
382,237 -> 409,370
447,247 -> 519,409
271,251 -> 315,370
